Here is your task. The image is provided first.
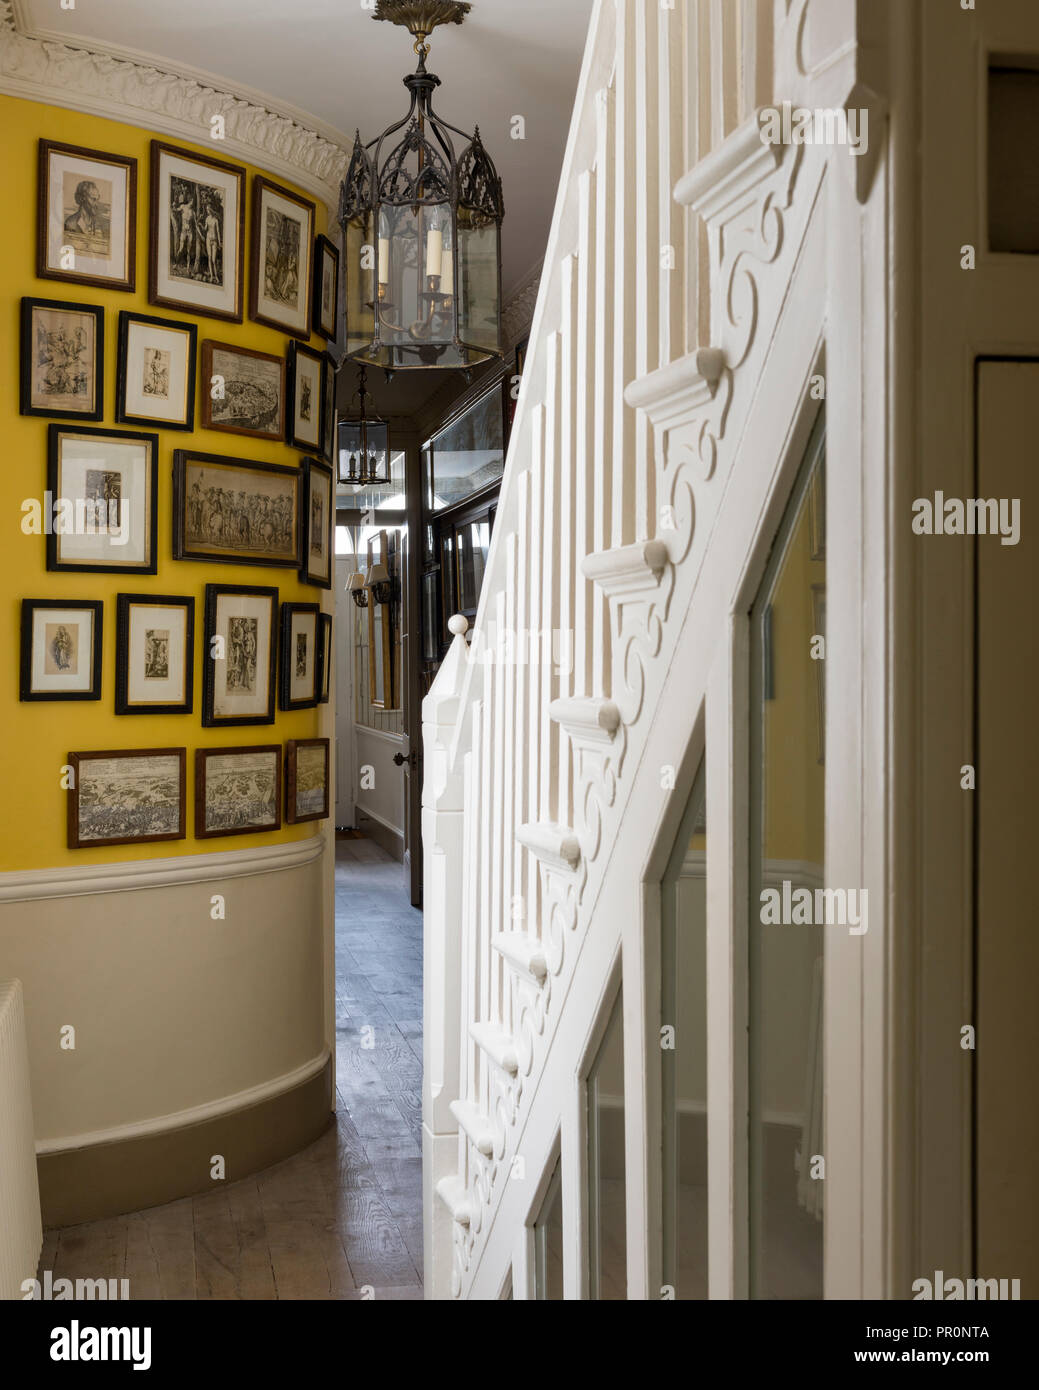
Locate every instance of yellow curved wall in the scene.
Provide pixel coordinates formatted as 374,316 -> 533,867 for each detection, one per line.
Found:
0,94 -> 330,871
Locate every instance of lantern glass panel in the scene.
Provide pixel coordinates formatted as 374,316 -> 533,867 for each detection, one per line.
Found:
345,212 -> 375,358
458,210 -> 501,355
338,420 -> 365,484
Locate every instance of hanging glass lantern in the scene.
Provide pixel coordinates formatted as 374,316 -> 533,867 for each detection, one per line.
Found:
338,365 -> 390,487
339,0 -> 505,374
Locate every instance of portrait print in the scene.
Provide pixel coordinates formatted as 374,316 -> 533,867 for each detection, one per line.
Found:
168,176 -> 224,287
117,311 -> 197,431
201,342 -> 285,442
201,584 -> 277,727
68,749 -> 186,848
149,142 -> 244,322
45,624 -> 77,676
47,426 -> 158,575
250,177 -> 314,338
300,457 -> 333,589
21,600 -> 103,702
21,299 -> 103,418
144,629 -> 169,679
196,746 -> 281,838
279,603 -> 320,710
115,594 -> 194,715
287,343 -> 324,450
39,141 -> 136,291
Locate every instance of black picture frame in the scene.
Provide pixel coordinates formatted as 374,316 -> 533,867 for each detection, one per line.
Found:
249,176 -> 315,340
317,612 -> 332,704
286,341 -> 325,452
278,601 -> 321,711
115,593 -> 195,715
201,583 -> 279,728
20,598 -> 104,702
172,449 -> 301,568
321,350 -> 336,463
20,297 -> 105,421
312,234 -> 340,341
47,423 -> 159,575
299,456 -> 334,590
116,309 -> 197,430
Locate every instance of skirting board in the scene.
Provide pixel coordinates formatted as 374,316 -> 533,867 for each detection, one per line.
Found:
355,806 -> 404,863
38,1055 -> 333,1229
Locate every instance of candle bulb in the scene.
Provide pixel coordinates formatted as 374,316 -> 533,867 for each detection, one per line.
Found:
425,226 -> 442,280
378,237 -> 390,287
440,254 -> 453,297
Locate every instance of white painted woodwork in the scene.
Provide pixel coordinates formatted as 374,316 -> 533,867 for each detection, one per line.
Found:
421,0 -> 981,1303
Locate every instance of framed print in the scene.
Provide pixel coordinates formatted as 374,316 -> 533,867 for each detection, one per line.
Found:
172,450 -> 300,568
20,297 -> 104,420
149,141 -> 245,322
20,599 -> 103,702
200,340 -> 285,441
286,342 -> 324,450
300,457 -> 333,589
67,748 -> 186,849
279,602 -> 320,710
250,176 -> 315,339
115,593 -> 194,715
317,613 -> 332,703
285,738 -> 330,823
312,234 -> 339,340
321,351 -> 337,462
47,424 -> 158,574
195,745 -> 281,839
201,583 -> 278,727
116,311 -> 197,430
38,140 -> 137,291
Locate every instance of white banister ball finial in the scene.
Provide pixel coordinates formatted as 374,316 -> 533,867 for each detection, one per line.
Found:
448,614 -> 469,637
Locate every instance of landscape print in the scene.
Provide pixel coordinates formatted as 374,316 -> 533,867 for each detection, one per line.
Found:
74,753 -> 183,845
295,744 -> 327,817
204,343 -> 283,439
178,456 -> 298,566
202,750 -> 278,835
30,306 -> 97,412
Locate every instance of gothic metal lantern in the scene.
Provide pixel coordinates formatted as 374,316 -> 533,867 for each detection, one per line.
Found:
339,0 -> 505,374
338,365 -> 390,487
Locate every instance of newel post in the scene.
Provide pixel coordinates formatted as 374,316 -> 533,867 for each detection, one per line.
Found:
421,614 -> 471,1299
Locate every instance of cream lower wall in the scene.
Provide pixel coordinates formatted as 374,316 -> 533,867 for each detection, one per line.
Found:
0,837 -> 328,1148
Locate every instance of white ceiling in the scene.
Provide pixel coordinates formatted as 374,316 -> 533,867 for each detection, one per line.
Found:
18,0 -> 594,299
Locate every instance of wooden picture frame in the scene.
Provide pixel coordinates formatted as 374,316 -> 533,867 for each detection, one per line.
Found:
20,297 -> 104,420
38,139 -> 137,292
318,613 -> 333,704
300,456 -> 334,589
201,583 -> 278,728
249,176 -> 315,339
149,141 -> 245,323
321,351 -> 337,462
195,745 -> 281,839
286,342 -> 324,451
116,310 -> 197,430
67,747 -> 186,849
200,340 -> 285,442
279,602 -> 321,710
20,599 -> 103,702
47,424 -> 159,574
172,449 -> 301,568
312,234 -> 339,341
285,738 -> 330,823
115,593 -> 194,715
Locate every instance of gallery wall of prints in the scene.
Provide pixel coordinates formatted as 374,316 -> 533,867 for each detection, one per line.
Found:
1,94 -> 336,872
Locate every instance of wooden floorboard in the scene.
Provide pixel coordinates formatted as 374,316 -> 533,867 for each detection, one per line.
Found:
38,838 -> 424,1301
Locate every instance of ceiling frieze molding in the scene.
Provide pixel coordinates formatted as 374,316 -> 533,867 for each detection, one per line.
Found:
502,259 -> 542,349
0,0 -> 350,208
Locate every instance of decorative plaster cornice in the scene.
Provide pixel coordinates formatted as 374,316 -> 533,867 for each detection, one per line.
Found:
0,0 -> 349,207
502,258 -> 542,348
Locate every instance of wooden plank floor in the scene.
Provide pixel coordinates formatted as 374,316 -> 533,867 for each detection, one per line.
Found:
39,837 -> 424,1300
